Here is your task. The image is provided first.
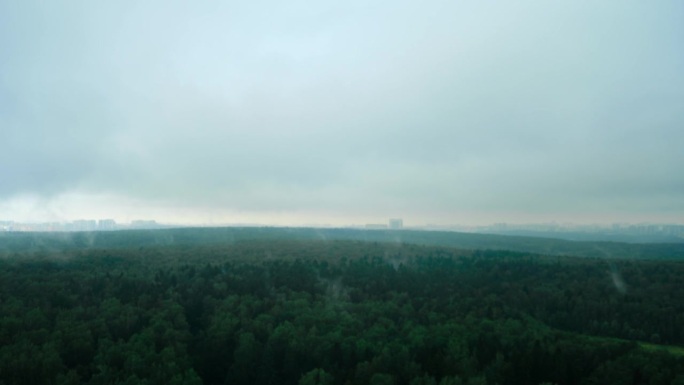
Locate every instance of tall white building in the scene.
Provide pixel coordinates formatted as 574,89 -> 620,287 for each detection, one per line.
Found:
98,219 -> 117,230
389,218 -> 403,229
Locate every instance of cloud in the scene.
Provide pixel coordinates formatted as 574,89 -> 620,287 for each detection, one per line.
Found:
1,1 -> 683,224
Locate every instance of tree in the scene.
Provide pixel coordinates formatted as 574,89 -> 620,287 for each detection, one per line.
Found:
299,368 -> 334,385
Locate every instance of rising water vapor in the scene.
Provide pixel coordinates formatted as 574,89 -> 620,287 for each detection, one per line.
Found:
608,262 -> 627,295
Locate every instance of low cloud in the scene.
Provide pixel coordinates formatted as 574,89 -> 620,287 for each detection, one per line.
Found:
1,1 -> 683,225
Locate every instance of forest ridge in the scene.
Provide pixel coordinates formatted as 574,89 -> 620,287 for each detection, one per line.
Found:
2,227 -> 684,260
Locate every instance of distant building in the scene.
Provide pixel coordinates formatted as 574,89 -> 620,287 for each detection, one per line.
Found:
389,218 -> 403,229
131,220 -> 158,229
365,224 -> 388,230
71,220 -> 97,231
98,219 -> 117,230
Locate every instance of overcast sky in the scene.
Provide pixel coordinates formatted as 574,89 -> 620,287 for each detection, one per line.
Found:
1,1 -> 683,226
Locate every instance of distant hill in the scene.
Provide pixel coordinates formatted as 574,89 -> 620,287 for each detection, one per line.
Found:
2,227 -> 684,260
483,229 -> 684,244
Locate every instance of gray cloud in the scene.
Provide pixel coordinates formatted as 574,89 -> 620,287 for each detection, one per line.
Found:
1,1 -> 683,224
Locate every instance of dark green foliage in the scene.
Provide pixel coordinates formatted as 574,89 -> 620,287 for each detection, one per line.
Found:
1,234 -> 684,384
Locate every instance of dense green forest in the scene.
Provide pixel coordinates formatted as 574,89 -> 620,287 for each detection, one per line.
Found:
2,230 -> 684,384
2,227 -> 684,259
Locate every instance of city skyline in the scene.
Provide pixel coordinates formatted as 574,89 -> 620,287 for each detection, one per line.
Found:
3,216 -> 683,232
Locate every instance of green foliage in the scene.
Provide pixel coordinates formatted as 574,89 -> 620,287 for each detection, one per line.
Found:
299,368 -> 334,385
1,235 -> 684,384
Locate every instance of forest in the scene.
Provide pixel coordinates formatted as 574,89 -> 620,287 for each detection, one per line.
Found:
1,229 -> 684,385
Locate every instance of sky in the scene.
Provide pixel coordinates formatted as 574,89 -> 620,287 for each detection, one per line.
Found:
1,1 -> 683,227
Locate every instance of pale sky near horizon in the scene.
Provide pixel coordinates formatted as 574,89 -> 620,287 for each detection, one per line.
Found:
1,1 -> 683,226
